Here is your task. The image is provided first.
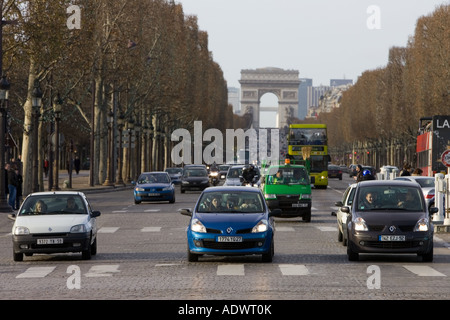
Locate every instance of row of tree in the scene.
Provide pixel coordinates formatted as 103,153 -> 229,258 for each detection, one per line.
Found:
2,0 -> 248,195
302,4 -> 450,169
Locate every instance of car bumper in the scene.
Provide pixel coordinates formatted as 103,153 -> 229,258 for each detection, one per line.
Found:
349,231 -> 433,254
134,190 -> 174,201
181,184 -> 209,191
187,231 -> 273,256
266,199 -> 311,217
13,233 -> 91,254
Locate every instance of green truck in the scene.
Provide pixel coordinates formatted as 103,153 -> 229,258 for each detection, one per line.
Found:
260,162 -> 312,222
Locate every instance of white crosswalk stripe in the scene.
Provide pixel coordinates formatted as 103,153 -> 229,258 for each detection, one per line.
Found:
16,266 -> 56,278
98,227 -> 120,233
217,264 -> 245,276
279,264 -> 310,275
403,265 -> 446,277
85,265 -> 121,277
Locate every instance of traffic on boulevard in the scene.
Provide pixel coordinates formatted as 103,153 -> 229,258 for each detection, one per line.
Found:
1,171 -> 450,302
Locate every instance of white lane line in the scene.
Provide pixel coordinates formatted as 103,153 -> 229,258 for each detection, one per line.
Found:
16,266 -> 56,278
141,227 -> 161,232
279,264 -> 310,276
98,227 -> 119,233
217,264 -> 245,276
316,226 -> 337,232
144,209 -> 161,212
403,265 -> 446,277
85,265 -> 120,277
276,227 -> 295,232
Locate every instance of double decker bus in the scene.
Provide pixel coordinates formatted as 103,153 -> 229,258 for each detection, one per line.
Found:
287,124 -> 329,188
417,115 -> 450,176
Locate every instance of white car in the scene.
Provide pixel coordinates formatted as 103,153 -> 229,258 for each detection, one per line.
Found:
394,176 -> 435,209
332,183 -> 357,246
12,191 -> 101,261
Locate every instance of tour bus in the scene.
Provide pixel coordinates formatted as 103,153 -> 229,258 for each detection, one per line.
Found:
287,124 -> 329,188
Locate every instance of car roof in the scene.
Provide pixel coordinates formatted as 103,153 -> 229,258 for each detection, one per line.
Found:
28,191 -> 85,196
358,180 -> 420,187
202,186 -> 262,194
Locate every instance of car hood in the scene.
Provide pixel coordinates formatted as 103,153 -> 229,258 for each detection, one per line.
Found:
195,212 -> 266,230
357,211 -> 426,225
14,215 -> 90,233
137,182 -> 171,188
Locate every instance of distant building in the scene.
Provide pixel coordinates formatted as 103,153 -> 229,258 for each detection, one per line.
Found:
228,87 -> 240,114
330,79 -> 353,87
298,78 -> 312,120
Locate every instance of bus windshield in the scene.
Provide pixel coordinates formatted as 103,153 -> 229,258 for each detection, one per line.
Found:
289,128 -> 327,146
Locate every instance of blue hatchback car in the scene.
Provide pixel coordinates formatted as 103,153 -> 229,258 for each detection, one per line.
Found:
133,172 -> 175,204
180,186 -> 280,262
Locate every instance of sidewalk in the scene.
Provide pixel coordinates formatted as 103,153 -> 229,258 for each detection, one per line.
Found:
41,170 -> 132,194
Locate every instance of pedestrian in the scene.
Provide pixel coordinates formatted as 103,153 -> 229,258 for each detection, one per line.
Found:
7,163 -> 18,210
43,158 -> 49,177
15,168 -> 23,210
354,164 -> 364,182
400,164 -> 411,176
74,156 -> 81,174
412,168 -> 423,176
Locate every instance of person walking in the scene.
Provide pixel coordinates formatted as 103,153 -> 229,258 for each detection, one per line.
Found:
15,168 -> 23,210
7,163 -> 18,210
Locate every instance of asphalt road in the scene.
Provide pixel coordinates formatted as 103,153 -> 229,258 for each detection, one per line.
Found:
1,174 -> 450,304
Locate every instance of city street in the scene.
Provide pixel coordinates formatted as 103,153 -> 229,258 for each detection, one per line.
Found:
1,174 -> 450,302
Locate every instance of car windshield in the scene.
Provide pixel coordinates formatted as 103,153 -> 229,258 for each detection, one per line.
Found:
184,169 -> 207,177
227,167 -> 242,178
19,195 -> 87,216
356,185 -> 424,212
138,173 -> 170,184
165,168 -> 182,174
266,166 -> 309,185
415,178 -> 434,188
197,191 -> 265,213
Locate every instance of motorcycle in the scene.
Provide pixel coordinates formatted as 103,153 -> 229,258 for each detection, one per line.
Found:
209,170 -> 220,186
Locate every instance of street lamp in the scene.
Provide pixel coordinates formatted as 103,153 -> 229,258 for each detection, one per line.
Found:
52,93 -> 62,191
32,79 -> 42,193
103,109 -> 114,186
0,74 -> 11,212
126,117 -> 134,183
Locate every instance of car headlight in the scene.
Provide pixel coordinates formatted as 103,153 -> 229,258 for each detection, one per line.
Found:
190,219 -> 206,233
414,218 -> 429,232
70,224 -> 87,233
265,194 -> 276,200
353,217 -> 368,231
13,226 -> 30,235
301,194 -> 312,199
182,181 -> 189,185
252,220 -> 269,233
210,172 -> 218,176
135,187 -> 145,192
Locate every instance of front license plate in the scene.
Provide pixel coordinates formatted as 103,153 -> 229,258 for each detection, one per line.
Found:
292,203 -> 308,208
148,193 -> 160,196
379,235 -> 405,241
37,238 -> 63,245
217,236 -> 243,242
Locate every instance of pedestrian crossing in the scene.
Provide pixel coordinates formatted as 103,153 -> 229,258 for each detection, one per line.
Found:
13,263 -> 449,279
96,226 -> 338,233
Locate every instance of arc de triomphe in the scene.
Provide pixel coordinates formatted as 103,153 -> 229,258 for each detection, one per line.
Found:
239,67 -> 301,129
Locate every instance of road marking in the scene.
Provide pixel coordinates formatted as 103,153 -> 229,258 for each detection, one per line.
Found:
276,227 -> 295,232
279,264 -> 310,276
434,236 -> 450,249
141,227 -> 161,232
16,266 -> 56,278
403,265 -> 446,277
144,209 -> 160,212
217,264 -> 245,276
112,210 -> 127,213
316,226 -> 337,232
85,265 -> 120,277
98,227 -> 119,233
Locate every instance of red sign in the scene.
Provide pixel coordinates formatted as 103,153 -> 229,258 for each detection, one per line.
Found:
441,149 -> 450,167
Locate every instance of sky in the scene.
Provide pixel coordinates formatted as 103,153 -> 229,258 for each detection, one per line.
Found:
176,0 -> 449,125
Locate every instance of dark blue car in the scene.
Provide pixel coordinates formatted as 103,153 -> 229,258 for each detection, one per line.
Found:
133,172 -> 175,204
180,186 -> 280,262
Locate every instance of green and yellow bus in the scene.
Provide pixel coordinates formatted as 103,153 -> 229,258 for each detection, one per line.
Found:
287,124 -> 330,189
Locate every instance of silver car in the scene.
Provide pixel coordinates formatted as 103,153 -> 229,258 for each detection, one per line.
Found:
394,176 -> 435,209
332,183 -> 357,246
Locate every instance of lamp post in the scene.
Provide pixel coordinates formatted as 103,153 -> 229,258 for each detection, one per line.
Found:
31,79 -> 42,193
103,109 -> 114,186
126,117 -> 134,183
115,112 -> 125,186
0,74 -> 11,212
52,93 -> 62,191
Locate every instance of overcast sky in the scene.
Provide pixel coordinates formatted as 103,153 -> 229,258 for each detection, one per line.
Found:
176,0 -> 449,125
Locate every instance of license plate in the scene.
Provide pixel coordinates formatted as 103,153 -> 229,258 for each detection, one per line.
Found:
217,236 -> 243,242
379,235 -> 405,241
37,238 -> 63,245
292,203 -> 308,207
148,193 -> 160,196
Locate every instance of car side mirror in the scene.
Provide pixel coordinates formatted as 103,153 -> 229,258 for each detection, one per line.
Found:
179,208 -> 192,216
429,207 -> 438,216
341,206 -> 350,213
91,211 -> 101,218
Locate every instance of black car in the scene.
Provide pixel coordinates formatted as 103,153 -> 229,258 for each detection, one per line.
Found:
328,164 -> 342,180
180,166 -> 210,193
343,180 -> 437,262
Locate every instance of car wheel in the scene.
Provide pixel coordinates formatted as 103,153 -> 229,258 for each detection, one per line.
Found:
82,238 -> 92,260
420,244 -> 433,262
347,240 -> 359,261
338,228 -> 343,242
91,237 -> 97,256
134,199 -> 141,204
262,239 -> 274,263
187,248 -> 199,262
169,194 -> 175,203
181,188 -> 185,194
13,252 -> 23,262
302,211 -> 311,222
